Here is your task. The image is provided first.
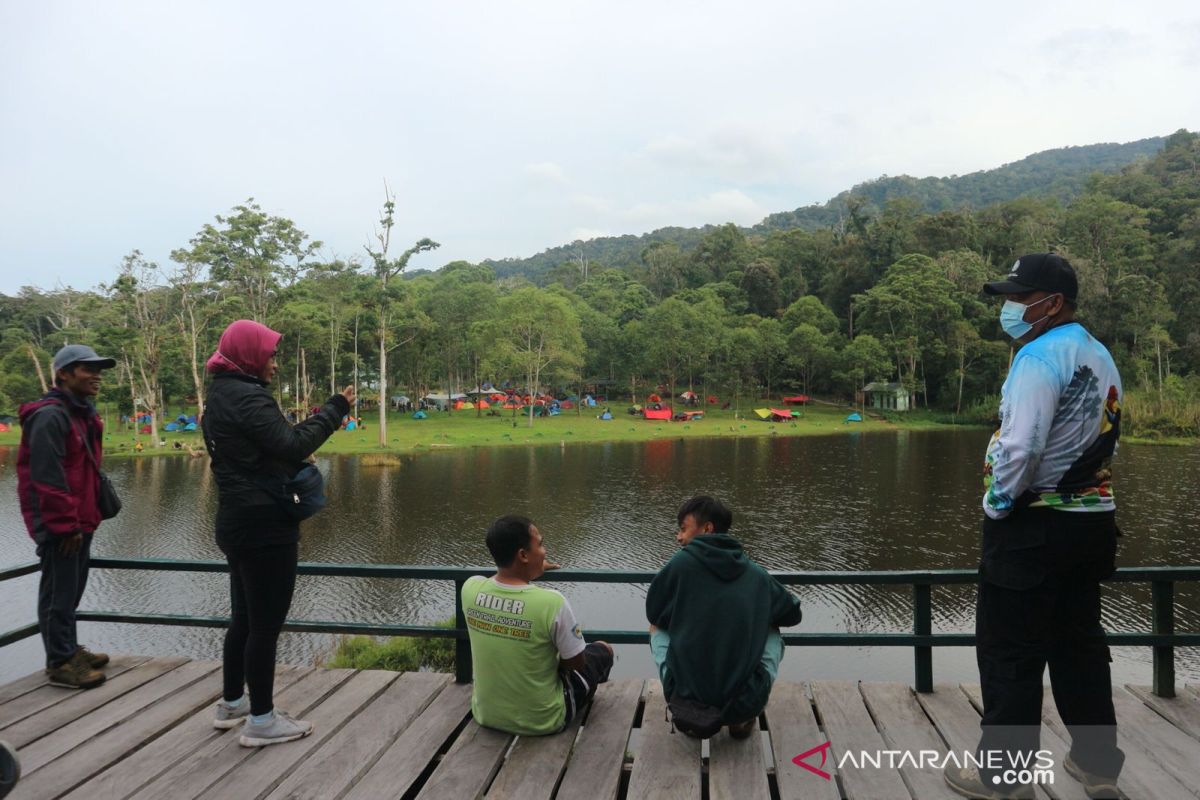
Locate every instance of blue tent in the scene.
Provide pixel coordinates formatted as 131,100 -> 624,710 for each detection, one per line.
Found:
412,410 -> 427,420
346,421 -> 357,431
599,411 -> 613,420
844,412 -> 863,423
187,415 -> 197,424
164,422 -> 180,432
184,422 -> 197,431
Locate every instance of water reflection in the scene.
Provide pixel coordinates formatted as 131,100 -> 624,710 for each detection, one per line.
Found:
1,432 -> 1198,685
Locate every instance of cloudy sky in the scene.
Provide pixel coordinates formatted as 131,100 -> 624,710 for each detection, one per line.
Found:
1,0 -> 1197,292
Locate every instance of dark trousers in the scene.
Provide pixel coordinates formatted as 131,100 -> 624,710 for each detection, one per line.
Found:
561,642 -> 615,726
220,541 -> 298,716
976,509 -> 1124,783
37,533 -> 92,668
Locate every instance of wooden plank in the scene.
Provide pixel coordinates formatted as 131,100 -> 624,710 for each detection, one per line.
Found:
13,661 -> 223,800
0,655 -> 151,730
1075,686 -> 1200,798
557,679 -> 644,800
0,668 -> 58,706
59,665 -> 312,800
487,717 -> 581,800
413,718 -> 513,800
959,683 -> 1087,800
264,672 -> 450,800
342,682 -> 472,800
625,680 -> 700,800
1127,684 -> 1200,743
2,656 -> 186,748
859,682 -> 959,800
709,723 -> 770,800
197,669 -> 397,800
811,681 -> 910,800
126,667 -> 355,800
764,682 -> 840,800
16,659 -> 217,775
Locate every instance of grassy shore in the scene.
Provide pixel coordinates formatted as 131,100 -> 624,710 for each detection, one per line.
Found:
0,402 -> 986,458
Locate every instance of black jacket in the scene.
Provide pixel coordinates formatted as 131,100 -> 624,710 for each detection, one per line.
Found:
202,373 -> 349,546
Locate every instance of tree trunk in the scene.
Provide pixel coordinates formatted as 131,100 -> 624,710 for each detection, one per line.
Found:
28,344 -> 48,394
187,310 -> 205,418
353,314 -> 360,422
378,323 -> 388,447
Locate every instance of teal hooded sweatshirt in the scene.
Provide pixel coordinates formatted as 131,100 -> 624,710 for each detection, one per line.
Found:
646,533 -> 802,722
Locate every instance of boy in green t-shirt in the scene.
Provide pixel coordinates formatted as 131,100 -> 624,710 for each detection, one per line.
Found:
462,515 -> 613,736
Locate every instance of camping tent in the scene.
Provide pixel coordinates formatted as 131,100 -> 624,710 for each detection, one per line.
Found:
422,393 -> 467,411
782,395 -> 809,405
755,408 -> 794,422
643,407 -> 672,420
412,410 -> 427,420
599,411 -> 613,420
0,422 -> 11,432
845,412 -> 863,423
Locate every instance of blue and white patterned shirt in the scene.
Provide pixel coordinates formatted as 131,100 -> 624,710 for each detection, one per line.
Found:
983,322 -> 1122,520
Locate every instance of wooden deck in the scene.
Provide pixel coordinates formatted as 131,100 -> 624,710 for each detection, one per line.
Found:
3,657 -> 1200,799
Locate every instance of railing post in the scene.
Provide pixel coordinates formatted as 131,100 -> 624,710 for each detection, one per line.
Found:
454,579 -> 472,684
1153,580 -> 1175,698
914,582 -> 933,693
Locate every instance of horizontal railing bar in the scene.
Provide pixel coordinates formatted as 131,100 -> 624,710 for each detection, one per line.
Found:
62,612 -> 1200,648
0,562 -> 40,582
0,623 -> 39,648
0,558 -> 1181,586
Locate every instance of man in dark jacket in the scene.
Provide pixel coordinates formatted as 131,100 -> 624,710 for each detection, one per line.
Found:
646,496 -> 801,738
17,344 -> 117,689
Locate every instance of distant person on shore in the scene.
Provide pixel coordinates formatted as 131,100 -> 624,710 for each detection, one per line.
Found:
462,515 -> 613,735
944,254 -> 1126,800
646,496 -> 801,739
17,344 -> 118,690
202,319 -> 354,747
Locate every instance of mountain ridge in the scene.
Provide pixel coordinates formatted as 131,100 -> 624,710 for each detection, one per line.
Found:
479,135 -> 1166,282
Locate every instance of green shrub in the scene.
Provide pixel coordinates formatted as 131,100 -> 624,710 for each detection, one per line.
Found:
325,618 -> 456,672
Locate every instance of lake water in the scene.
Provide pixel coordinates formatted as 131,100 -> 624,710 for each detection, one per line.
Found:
2,430 -> 1198,687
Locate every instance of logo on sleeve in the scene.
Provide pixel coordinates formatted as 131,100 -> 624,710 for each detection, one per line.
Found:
572,624 -> 583,639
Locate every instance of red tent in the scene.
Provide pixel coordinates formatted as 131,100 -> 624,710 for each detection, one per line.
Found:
643,407 -> 672,420
0,422 -> 9,432
647,393 -> 662,403
706,395 -> 718,404
769,408 -> 795,421
782,395 -> 809,405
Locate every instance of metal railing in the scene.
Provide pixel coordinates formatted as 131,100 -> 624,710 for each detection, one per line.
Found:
2,558 -> 1197,696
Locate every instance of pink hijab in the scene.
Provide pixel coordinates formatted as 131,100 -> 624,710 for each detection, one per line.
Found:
206,320 -> 282,377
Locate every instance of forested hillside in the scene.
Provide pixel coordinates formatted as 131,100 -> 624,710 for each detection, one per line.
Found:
485,136 -> 1165,284
1,130 -> 1196,444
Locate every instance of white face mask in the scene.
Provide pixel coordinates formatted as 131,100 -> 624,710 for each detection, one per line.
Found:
999,294 -> 1057,340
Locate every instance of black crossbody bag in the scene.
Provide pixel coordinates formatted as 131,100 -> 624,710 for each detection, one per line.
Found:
73,417 -> 121,520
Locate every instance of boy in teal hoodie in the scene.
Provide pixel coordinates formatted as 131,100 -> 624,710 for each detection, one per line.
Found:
646,496 -> 801,737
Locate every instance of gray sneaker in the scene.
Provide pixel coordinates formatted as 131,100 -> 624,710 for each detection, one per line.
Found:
213,700 -> 250,730
238,710 -> 313,747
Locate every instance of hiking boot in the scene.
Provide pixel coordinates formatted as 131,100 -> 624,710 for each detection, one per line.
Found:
76,645 -> 109,669
1063,756 -> 1128,799
45,650 -> 105,690
728,719 -> 756,739
213,699 -> 251,730
238,710 -> 313,747
944,765 -> 1035,800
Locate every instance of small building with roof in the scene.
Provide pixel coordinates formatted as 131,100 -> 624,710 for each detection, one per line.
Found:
862,381 -> 910,411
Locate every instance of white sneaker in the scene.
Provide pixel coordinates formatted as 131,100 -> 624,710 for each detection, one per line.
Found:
238,710 -> 313,747
213,699 -> 250,730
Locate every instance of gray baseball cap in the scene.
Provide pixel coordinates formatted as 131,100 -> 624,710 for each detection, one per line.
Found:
52,344 -> 117,373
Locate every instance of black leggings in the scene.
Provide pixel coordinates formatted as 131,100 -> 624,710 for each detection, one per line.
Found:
220,541 -> 298,715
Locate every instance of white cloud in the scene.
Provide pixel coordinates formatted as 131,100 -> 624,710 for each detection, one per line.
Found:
524,162 -> 568,184
640,126 -> 795,184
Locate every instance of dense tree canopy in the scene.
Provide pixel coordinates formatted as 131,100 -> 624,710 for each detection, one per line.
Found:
3,131 -> 1197,443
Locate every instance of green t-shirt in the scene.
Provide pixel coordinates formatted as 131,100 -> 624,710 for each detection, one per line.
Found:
462,575 -> 586,735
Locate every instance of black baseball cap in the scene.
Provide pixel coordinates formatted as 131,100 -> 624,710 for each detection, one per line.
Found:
983,253 -> 1078,302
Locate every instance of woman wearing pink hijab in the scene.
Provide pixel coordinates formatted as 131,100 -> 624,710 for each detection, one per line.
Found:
200,320 -> 354,747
